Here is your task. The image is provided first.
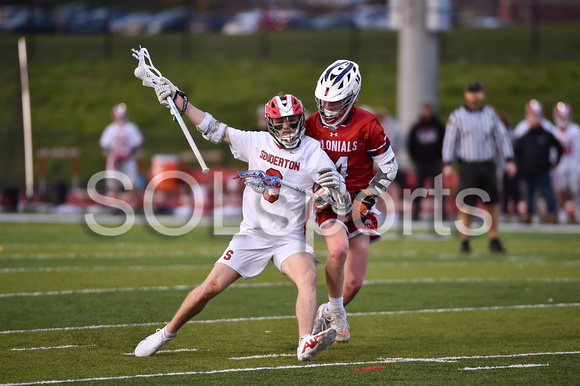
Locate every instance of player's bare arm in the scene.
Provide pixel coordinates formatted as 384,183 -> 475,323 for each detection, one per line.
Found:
154,77 -> 231,145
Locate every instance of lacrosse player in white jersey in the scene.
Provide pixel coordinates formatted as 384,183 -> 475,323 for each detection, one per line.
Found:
551,102 -> 580,223
133,78 -> 351,361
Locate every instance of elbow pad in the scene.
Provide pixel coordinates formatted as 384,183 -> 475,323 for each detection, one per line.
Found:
196,112 -> 226,144
368,149 -> 398,196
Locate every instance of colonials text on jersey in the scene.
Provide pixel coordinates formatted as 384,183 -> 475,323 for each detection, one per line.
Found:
320,140 -> 358,153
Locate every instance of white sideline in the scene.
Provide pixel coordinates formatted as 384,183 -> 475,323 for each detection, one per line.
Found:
0,351 -> 576,385
1,302 -> 579,335
2,277 -> 580,298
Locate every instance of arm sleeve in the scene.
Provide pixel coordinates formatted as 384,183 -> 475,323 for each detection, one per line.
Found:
492,111 -> 515,161
442,113 -> 457,164
368,145 -> 398,196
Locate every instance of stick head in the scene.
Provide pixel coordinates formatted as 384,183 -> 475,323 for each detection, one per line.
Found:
235,170 -> 280,194
131,46 -> 162,88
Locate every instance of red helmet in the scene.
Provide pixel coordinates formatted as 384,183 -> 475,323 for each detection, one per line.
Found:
553,102 -> 572,128
112,103 -> 128,121
265,94 -> 305,149
525,99 -> 543,117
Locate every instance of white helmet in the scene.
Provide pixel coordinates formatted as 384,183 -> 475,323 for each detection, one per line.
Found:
315,60 -> 361,129
112,103 -> 128,121
553,102 -> 572,128
525,99 -> 543,117
265,94 -> 306,149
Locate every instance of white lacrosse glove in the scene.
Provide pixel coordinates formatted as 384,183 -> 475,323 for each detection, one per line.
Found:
317,168 -> 346,195
312,187 -> 331,210
155,77 -> 178,108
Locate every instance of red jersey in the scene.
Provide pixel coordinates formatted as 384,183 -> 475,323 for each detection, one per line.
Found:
305,107 -> 390,193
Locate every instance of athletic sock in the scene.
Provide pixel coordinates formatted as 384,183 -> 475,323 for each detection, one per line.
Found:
163,326 -> 178,338
328,296 -> 344,315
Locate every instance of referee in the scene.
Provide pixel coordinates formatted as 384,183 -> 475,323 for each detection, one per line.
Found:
442,82 -> 517,253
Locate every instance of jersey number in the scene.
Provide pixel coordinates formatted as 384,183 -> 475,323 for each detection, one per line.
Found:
223,250 -> 234,260
334,156 -> 349,180
263,168 -> 282,203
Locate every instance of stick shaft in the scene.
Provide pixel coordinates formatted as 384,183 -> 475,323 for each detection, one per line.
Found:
279,180 -> 317,199
167,97 -> 210,173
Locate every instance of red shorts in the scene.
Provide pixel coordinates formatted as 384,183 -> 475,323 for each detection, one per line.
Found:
314,208 -> 382,243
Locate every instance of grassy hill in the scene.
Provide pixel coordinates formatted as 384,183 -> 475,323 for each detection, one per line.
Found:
1,24 -> 580,189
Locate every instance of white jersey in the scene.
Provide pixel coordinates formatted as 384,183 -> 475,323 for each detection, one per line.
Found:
227,128 -> 335,238
100,121 -> 143,160
513,118 -> 555,138
552,123 -> 580,169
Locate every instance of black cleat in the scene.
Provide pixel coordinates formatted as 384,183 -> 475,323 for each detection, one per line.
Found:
460,240 -> 471,253
489,238 -> 506,253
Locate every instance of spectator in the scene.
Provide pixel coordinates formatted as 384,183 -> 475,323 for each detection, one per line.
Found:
442,82 -> 517,253
513,99 -> 556,138
407,102 -> 446,221
551,102 -> 580,223
514,105 -> 563,224
99,103 -> 143,207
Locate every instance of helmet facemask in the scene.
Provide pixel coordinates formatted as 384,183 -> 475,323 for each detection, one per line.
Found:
554,102 -> 572,128
315,90 -> 359,128
265,94 -> 306,149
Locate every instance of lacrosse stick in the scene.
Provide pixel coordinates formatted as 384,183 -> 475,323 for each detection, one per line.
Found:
235,170 -> 319,199
131,46 -> 209,174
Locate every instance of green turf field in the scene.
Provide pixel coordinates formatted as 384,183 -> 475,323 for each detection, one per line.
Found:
0,219 -> 579,385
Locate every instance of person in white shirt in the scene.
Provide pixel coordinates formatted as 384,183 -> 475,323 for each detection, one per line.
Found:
99,103 -> 143,206
513,99 -> 556,138
133,78 -> 350,362
551,102 -> 580,223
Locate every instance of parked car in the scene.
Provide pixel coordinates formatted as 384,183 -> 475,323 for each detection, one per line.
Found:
0,6 -> 55,33
109,12 -> 155,35
147,7 -> 192,35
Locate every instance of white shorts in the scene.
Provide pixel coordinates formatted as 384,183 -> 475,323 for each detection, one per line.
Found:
106,159 -> 138,190
216,231 -> 318,279
552,165 -> 580,193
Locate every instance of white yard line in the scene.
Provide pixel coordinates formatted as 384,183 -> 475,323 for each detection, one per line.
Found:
2,277 -> 579,298
10,345 -> 96,351
229,353 -> 296,360
0,282 -> 294,298
0,351 -> 576,386
0,265 -> 201,273
459,364 -> 550,370
1,302 -> 578,335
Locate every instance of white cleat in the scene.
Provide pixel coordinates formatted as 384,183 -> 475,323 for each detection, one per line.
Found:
330,311 -> 350,344
134,327 -> 176,357
297,328 -> 337,362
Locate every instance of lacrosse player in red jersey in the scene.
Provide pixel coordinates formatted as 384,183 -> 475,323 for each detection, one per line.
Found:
306,60 -> 398,343
133,80 -> 351,361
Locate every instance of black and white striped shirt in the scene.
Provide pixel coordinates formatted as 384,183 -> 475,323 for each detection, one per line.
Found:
442,105 -> 514,164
